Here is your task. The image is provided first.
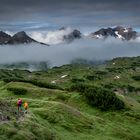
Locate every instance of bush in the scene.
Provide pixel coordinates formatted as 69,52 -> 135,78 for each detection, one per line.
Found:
3,78 -> 24,83
69,83 -> 90,92
7,87 -> 27,95
86,75 -> 101,81
132,75 -> 140,81
28,80 -> 62,90
95,71 -> 108,75
103,83 -> 116,89
124,111 -> 140,120
69,83 -> 124,110
127,85 -> 140,92
71,78 -> 85,83
3,78 -> 62,90
83,86 -> 125,110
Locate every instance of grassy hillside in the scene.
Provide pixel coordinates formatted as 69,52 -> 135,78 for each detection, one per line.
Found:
0,56 -> 140,140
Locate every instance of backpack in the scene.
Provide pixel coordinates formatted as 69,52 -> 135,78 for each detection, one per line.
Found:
17,99 -> 22,105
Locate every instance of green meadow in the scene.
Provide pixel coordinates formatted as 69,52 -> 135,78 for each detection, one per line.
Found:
0,56 -> 139,140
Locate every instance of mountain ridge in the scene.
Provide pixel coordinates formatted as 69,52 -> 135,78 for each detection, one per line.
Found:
0,31 -> 49,46
0,26 -> 139,46
88,26 -> 137,40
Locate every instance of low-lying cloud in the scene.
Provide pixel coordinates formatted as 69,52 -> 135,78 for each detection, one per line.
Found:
29,29 -> 140,45
0,38 -> 140,67
29,28 -> 73,45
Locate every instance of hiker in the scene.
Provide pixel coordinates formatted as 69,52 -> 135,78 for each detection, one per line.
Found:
17,98 -> 22,112
24,101 -> 28,113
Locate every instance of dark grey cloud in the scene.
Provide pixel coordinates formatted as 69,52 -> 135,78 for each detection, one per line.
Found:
0,0 -> 140,32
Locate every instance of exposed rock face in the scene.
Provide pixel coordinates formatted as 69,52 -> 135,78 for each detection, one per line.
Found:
0,26 -> 138,46
89,26 -> 137,40
63,29 -> 82,42
114,26 -> 137,40
58,27 -> 82,43
0,31 -> 48,45
7,31 -> 36,44
0,31 -> 12,45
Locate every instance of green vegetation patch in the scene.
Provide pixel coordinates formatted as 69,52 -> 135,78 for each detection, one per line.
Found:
7,87 -> 27,95
70,83 -> 125,110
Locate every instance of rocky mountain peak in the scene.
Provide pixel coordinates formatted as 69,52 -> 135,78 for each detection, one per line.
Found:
13,31 -> 27,38
89,26 -> 137,40
63,29 -> 82,42
0,31 -> 48,45
7,31 -> 37,44
0,31 -> 12,44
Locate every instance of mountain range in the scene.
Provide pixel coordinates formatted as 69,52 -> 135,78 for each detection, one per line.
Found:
0,26 -> 138,45
88,26 -> 137,40
0,31 -> 48,45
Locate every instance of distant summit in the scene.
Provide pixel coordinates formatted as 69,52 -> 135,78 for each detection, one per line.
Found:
8,31 -> 37,44
60,26 -> 137,42
0,26 -> 138,46
59,27 -> 82,43
0,31 -> 12,45
88,26 -> 137,40
0,31 -> 48,45
63,29 -> 82,42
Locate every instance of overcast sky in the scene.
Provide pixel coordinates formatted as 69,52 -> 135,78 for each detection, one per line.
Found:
0,0 -> 140,33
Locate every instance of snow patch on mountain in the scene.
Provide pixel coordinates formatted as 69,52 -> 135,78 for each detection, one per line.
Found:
123,28 -> 128,33
93,34 -> 103,39
115,31 -> 124,39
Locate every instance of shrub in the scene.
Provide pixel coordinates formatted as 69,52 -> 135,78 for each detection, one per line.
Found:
28,80 -> 62,90
103,83 -> 115,89
124,111 -> 140,120
83,86 -> 125,110
86,75 -> 101,81
71,78 -> 85,83
69,83 -> 124,110
7,87 -> 27,95
69,83 -> 90,93
95,71 -> 108,75
132,75 -> 140,81
3,78 -> 24,83
3,78 -> 62,90
127,85 -> 140,92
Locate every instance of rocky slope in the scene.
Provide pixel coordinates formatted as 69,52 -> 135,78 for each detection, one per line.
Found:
88,26 -> 137,40
59,27 -> 82,43
0,31 -> 48,45
0,31 -> 12,45
63,29 -> 82,42
0,26 -> 139,46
